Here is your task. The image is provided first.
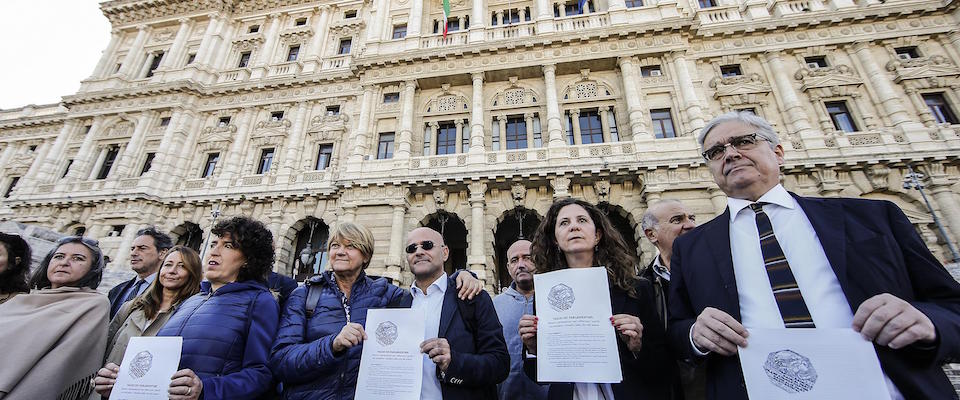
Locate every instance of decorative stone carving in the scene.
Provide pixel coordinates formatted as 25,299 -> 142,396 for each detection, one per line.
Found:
794,64 -> 863,91
433,189 -> 447,209
865,165 -> 890,190
255,118 -> 292,131
551,177 -> 571,198
279,26 -> 314,45
594,180 -> 611,202
199,123 -> 237,144
100,121 -> 134,139
511,183 -> 527,207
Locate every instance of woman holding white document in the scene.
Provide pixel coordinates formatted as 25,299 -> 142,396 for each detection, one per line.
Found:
519,198 -> 674,399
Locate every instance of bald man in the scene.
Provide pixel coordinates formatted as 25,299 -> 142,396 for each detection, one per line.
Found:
493,240 -> 548,400
390,227 -> 508,400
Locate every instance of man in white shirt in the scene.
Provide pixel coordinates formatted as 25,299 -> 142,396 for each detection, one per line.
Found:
666,111 -> 960,400
394,227 -> 508,400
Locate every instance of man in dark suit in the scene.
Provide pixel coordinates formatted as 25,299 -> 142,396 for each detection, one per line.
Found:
392,227 -> 508,400
667,111 -> 960,400
107,226 -> 174,318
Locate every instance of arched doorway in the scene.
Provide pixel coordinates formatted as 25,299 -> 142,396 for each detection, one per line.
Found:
171,222 -> 203,252
421,211 -> 468,274
492,207 -> 542,291
291,217 -> 330,281
598,202 -> 640,262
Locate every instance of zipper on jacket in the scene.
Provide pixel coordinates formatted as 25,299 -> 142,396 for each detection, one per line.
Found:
173,292 -> 214,335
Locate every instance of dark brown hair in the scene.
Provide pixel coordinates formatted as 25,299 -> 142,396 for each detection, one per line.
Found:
133,246 -> 203,320
530,197 -> 640,297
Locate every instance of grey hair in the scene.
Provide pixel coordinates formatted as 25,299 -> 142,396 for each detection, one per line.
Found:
640,199 -> 683,232
697,111 -> 780,151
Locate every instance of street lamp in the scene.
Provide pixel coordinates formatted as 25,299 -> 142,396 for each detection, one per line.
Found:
199,205 -> 222,263
903,164 -> 960,262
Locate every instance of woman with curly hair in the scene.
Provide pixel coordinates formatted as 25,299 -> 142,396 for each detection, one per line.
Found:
156,216 -> 280,400
92,245 -> 204,399
519,197 -> 673,399
0,236 -> 108,400
0,232 -> 31,304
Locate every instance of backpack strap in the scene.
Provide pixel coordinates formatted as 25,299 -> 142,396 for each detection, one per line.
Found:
305,279 -> 323,318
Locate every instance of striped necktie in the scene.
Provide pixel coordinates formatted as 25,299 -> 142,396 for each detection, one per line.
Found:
750,202 -> 815,328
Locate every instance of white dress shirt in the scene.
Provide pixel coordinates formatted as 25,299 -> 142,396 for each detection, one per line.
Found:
726,184 -> 902,400
412,273 -> 447,400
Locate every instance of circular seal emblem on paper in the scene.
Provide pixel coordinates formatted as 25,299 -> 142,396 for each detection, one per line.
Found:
376,321 -> 399,346
128,350 -> 153,379
763,349 -> 817,393
547,283 -> 575,312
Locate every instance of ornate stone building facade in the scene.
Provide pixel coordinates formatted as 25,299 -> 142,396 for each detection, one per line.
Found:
1,0 -> 959,291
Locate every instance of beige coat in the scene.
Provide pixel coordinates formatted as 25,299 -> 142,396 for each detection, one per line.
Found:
0,287 -> 109,400
104,301 -> 175,366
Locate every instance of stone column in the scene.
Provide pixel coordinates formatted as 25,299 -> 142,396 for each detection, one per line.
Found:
525,113 -> 535,148
470,0 -> 487,42
159,18 -> 194,70
851,41 -> 916,129
113,112 -> 155,178
395,80 -> 417,159
348,86 -> 376,166
118,25 -> 151,78
645,189 -> 662,204
67,117 -> 105,181
194,13 -> 222,67
497,116 -> 507,148
454,120 -> 464,153
408,0 -> 424,39
543,64 -> 566,147
929,184 -> 960,251
427,122 -> 438,155
167,109 -> 203,187
304,5 -> 332,71
341,206 -> 357,222
608,0 -> 627,24
87,147 -> 109,180
368,0 -> 389,42
145,109 -> 186,186
220,108 -> 257,183
617,57 -> 650,141
256,13 -> 285,68
709,188 -> 728,216
946,32 -> 960,63
21,142 -> 52,186
469,72 -> 487,154
467,182 -> 488,274
279,101 -> 311,183
570,110 -> 582,145
386,203 -> 408,270
762,51 -> 816,136
91,29 -> 123,78
0,145 -> 17,177
536,0 -> 554,33
36,120 -> 80,183
668,51 -> 705,134
905,88 -> 937,127
599,106 -> 612,143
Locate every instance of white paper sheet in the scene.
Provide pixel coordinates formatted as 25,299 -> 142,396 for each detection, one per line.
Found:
534,267 -> 623,383
738,328 -> 891,400
111,336 -> 183,400
355,308 -> 426,400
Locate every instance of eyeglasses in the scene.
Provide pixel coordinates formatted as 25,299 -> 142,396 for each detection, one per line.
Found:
701,132 -> 768,161
405,240 -> 437,254
56,235 -> 100,247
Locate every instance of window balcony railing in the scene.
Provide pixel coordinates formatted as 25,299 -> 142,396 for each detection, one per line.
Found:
268,61 -> 302,77
695,4 -> 743,25
218,67 -> 251,83
420,31 -> 470,49
486,22 -> 537,40
322,54 -> 351,70
553,13 -> 610,32
768,0 -> 825,17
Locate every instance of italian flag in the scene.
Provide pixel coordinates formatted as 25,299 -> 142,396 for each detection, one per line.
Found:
442,0 -> 451,37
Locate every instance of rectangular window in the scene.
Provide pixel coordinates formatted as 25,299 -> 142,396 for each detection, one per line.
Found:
97,146 -> 120,180
238,51 -> 251,68
316,144 -> 334,170
377,133 -> 395,159
923,93 -> 959,124
383,92 -> 400,103
28,145 -> 36,152
287,45 -> 300,62
61,159 -> 73,179
270,111 -> 285,121
640,66 -> 662,77
145,51 -> 164,78
804,56 -> 828,68
393,24 -> 407,39
257,148 -> 275,174
578,110 -> 604,144
720,64 -> 743,78
437,121 -> 457,155
625,0 -> 644,7
650,109 -> 677,139
295,17 -> 307,26
503,10 -> 521,25
505,115 -> 528,150
84,125 -> 92,134
895,46 -> 920,60
447,17 -> 460,32
345,10 -> 357,18
114,63 -> 122,73
339,38 -> 352,55
4,177 -> 20,198
218,116 -> 232,127
140,153 -> 155,176
186,53 -> 196,65
248,25 -> 260,33
825,101 -> 858,132
159,117 -> 171,127
326,105 -> 341,115
698,0 -> 717,7
201,153 -> 219,178
738,107 -> 757,114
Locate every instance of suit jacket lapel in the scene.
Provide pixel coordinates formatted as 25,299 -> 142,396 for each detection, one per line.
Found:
438,278 -> 458,337
793,194 -> 849,292
707,209 -> 741,320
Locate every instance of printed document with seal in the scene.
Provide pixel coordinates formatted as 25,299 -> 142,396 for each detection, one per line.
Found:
737,328 -> 891,399
355,308 -> 426,400
534,267 -> 622,383
111,336 -> 183,400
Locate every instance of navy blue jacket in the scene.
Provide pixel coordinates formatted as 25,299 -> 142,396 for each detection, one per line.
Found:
268,272 -> 299,309
390,275 -> 509,400
108,276 -> 137,318
158,280 -> 280,400
668,195 -> 960,400
270,271 -> 406,400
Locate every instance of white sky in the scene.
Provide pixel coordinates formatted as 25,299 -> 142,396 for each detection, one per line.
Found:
0,0 -> 110,109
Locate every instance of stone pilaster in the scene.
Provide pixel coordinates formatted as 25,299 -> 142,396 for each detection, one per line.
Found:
851,41 -> 920,130
91,29 -> 123,78
468,182 -> 488,273
762,50 -> 816,137
543,64 -> 566,147
348,85 -> 376,168
470,72 -> 487,156
618,57 -> 651,141
395,80 -> 417,159
118,25 -> 151,78
667,51 -> 705,134
279,101 -> 311,184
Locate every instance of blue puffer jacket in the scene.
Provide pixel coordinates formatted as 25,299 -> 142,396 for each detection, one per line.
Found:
270,271 -> 406,400
158,280 -> 279,400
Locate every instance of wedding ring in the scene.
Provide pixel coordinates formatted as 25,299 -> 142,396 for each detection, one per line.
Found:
186,387 -> 192,396
90,378 -> 96,389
